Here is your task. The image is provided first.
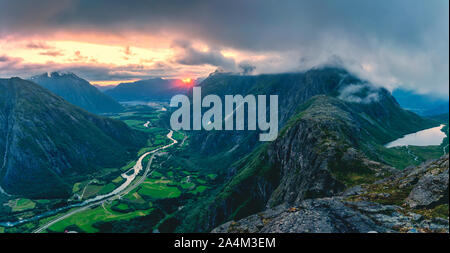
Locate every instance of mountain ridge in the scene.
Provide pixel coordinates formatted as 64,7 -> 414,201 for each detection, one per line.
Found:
0,78 -> 146,198
105,78 -> 191,101
30,72 -> 123,114
173,68 -> 440,232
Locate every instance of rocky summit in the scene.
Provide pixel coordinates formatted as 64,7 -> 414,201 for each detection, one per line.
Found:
213,155 -> 449,233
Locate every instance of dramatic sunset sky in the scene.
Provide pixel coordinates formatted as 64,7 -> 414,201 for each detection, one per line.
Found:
0,0 -> 448,97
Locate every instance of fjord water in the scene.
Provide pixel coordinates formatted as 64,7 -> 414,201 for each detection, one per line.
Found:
385,124 -> 446,148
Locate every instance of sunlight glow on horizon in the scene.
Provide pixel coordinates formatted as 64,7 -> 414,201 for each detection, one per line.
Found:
90,78 -> 142,86
0,37 -> 240,81
1,40 -> 174,66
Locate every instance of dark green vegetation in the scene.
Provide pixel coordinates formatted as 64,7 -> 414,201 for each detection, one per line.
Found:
189,68 -> 435,171
0,104 -> 219,233
0,78 -> 145,198
30,72 -> 123,114
38,106 -> 215,233
170,68 -> 445,232
1,67 -> 446,233
376,113 -> 449,169
105,78 -> 190,101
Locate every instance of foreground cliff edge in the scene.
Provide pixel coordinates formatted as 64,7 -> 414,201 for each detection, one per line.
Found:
213,154 -> 449,233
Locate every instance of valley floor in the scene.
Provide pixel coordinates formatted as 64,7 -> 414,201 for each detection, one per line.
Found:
0,104 -> 448,233
0,104 -> 216,233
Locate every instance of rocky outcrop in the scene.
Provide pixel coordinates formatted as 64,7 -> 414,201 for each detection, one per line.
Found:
213,155 -> 449,233
213,197 -> 449,233
405,157 -> 448,208
190,68 -> 434,157
178,96 -> 398,232
265,96 -> 397,207
176,68 -> 438,233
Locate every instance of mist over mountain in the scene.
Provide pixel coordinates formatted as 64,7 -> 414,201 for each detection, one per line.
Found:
174,67 -> 439,232
0,78 -> 146,198
30,72 -> 124,114
188,68 -> 433,161
0,0 -> 448,236
105,78 -> 192,101
392,88 -> 449,116
0,67 -> 446,234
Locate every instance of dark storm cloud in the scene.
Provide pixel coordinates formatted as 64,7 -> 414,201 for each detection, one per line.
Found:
238,61 -> 256,75
0,0 -> 448,96
1,0 -> 446,51
0,55 -> 22,67
0,55 -> 11,62
172,40 -> 236,70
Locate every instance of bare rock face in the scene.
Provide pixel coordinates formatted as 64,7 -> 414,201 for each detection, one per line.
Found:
406,156 -> 449,209
213,198 -> 391,233
212,155 -> 450,233
176,68 -> 439,233
213,198 -> 449,233
212,197 -> 448,233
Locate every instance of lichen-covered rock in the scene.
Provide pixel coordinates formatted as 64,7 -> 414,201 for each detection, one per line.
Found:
213,155 -> 449,233
212,197 -> 448,233
212,198 -> 389,233
406,167 -> 448,209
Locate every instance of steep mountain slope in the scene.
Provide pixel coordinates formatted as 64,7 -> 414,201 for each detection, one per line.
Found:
105,78 -> 191,101
174,69 -> 438,232
213,155 -> 449,233
0,78 -> 146,198
30,72 -> 123,114
188,68 -> 435,172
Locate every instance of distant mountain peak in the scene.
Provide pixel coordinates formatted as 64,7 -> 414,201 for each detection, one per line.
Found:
31,71 -> 78,80
105,77 -> 191,101
0,78 -> 145,198
28,72 -> 123,114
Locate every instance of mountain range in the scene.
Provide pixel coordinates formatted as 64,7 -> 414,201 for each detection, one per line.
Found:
0,67 -> 446,233
105,78 -> 192,101
0,78 -> 146,198
392,88 -> 449,116
172,68 -> 442,232
187,68 -> 435,169
30,72 -> 124,114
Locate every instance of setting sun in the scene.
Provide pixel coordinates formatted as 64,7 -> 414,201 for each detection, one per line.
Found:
182,78 -> 192,83
180,78 -> 194,87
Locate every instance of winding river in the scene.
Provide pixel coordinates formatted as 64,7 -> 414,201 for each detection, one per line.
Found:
0,130 -> 177,231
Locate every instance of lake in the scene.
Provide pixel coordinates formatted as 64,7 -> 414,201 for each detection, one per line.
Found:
385,124 -> 447,148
